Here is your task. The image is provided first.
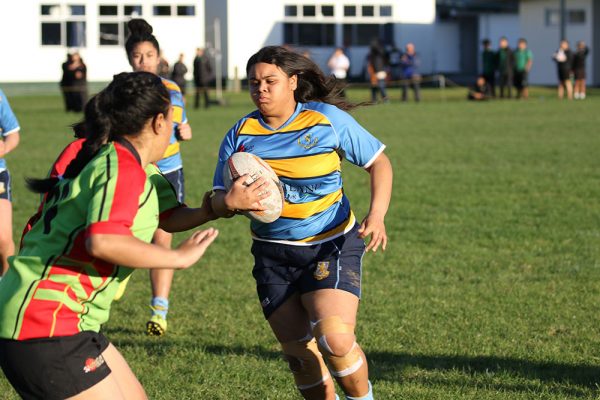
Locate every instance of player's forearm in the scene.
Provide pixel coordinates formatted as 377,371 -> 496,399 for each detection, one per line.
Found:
86,234 -> 189,269
159,206 -> 216,232
2,132 -> 19,155
210,190 -> 236,218
366,152 -> 393,219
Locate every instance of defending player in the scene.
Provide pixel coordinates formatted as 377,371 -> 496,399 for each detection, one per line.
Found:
0,72 -> 219,399
125,19 -> 192,335
211,46 -> 393,400
0,88 -> 20,277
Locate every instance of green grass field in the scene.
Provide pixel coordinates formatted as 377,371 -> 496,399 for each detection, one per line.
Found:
1,85 -> 599,399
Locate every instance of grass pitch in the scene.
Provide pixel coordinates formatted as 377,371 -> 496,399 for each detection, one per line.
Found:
1,85 -> 599,399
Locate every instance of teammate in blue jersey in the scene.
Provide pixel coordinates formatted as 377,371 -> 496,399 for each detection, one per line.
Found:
211,46 -> 393,400
0,88 -> 20,277
125,19 -> 193,336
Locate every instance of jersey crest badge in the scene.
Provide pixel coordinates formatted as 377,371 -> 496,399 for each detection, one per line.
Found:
314,261 -> 330,280
298,133 -> 318,150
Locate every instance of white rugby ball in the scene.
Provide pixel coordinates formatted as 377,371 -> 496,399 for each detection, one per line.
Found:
222,152 -> 284,223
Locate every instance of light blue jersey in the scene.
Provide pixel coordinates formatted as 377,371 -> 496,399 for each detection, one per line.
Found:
0,89 -> 20,172
213,101 -> 385,245
157,78 -> 188,174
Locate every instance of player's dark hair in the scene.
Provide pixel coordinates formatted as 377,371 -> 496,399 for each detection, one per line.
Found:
27,72 -> 170,194
246,46 -> 360,111
482,38 -> 491,46
125,19 -> 160,59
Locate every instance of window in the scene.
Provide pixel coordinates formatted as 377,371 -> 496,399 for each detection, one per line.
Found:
41,4 -> 60,16
321,5 -> 334,17
99,23 -> 119,45
285,5 -> 297,16
40,4 -> 86,47
343,23 -> 393,46
99,5 -> 118,16
177,5 -> 195,16
153,5 -> 171,16
41,22 -> 61,45
69,5 -> 85,16
124,5 -> 142,16
284,23 -> 335,46
303,5 -> 316,17
546,9 -> 586,26
568,10 -> 585,24
380,5 -> 392,17
362,5 -> 374,17
344,5 -> 356,16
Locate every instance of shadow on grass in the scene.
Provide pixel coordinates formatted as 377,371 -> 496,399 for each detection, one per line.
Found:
368,351 -> 599,396
107,331 -> 599,395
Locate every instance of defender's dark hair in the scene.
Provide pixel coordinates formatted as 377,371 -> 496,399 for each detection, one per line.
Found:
125,19 -> 160,58
27,72 -> 170,193
246,46 -> 359,111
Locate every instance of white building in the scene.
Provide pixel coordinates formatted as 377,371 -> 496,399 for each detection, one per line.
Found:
519,0 -> 599,85
0,0 -> 204,82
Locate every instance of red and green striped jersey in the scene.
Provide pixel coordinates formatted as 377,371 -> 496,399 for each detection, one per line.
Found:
0,140 -> 180,340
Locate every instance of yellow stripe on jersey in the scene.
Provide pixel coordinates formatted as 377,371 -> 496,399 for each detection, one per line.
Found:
267,152 -> 340,179
237,110 -> 331,136
296,212 -> 355,243
172,106 -> 184,124
281,190 -> 343,219
163,80 -> 181,93
163,142 -> 180,159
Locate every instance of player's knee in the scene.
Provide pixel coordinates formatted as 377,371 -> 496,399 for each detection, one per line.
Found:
281,338 -> 330,390
313,316 -> 363,378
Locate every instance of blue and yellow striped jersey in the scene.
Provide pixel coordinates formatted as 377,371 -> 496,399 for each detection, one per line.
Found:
213,101 -> 385,245
0,89 -> 20,172
157,78 -> 187,174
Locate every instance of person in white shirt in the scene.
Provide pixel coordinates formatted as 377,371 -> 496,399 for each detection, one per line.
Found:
327,47 -> 350,98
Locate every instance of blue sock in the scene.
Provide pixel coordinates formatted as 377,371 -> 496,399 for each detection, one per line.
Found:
346,381 -> 373,400
150,297 -> 169,319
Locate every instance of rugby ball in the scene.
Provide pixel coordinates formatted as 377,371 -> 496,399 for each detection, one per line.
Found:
222,152 -> 284,223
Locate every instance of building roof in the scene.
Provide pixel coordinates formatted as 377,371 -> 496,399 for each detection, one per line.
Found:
437,0 -> 519,14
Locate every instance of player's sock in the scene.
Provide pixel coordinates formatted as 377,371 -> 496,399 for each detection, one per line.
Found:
345,381 -> 373,400
581,93 -> 586,99
150,296 -> 169,319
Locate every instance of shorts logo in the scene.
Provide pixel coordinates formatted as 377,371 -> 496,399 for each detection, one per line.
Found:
314,261 -> 330,281
298,134 -> 318,150
261,297 -> 271,308
83,355 -> 106,373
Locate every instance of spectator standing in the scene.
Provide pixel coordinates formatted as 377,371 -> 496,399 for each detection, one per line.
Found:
69,52 -> 88,112
553,40 -> 574,100
327,47 -> 350,98
572,41 -> 589,100
497,37 -> 514,98
171,53 -> 188,96
59,53 -> 74,112
513,38 -> 533,100
481,39 -> 497,97
366,39 -> 389,103
399,43 -> 421,102
193,48 -> 213,109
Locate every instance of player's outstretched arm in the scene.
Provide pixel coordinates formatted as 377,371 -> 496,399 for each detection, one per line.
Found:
160,191 -> 218,232
211,175 -> 269,218
86,228 -> 219,269
358,152 -> 393,252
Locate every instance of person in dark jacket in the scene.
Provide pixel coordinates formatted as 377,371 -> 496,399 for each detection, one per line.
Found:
572,41 -> 589,100
193,48 -> 213,109
481,39 -> 497,97
496,37 -> 514,99
553,40 -> 574,100
171,53 -> 188,96
60,53 -> 74,112
366,39 -> 388,103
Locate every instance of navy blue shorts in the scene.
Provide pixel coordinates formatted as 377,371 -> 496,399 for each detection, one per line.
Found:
0,331 -> 111,400
163,168 -> 185,203
0,170 -> 12,201
251,224 -> 366,319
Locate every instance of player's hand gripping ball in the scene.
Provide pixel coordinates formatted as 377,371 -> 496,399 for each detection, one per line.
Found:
223,152 -> 284,223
